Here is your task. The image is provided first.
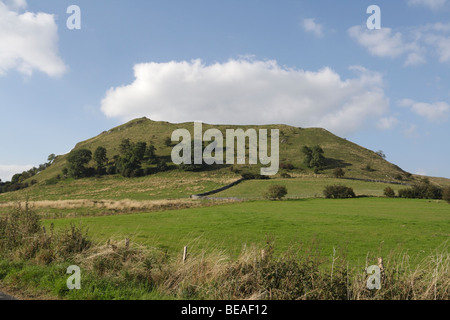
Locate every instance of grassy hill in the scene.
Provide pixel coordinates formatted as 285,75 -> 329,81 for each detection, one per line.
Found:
14,117 -> 419,182
1,117 -> 449,204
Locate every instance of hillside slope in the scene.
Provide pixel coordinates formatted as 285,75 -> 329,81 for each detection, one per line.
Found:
32,117 -> 410,182
2,117 -> 450,203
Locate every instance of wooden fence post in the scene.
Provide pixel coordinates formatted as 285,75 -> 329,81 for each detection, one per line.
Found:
183,246 -> 188,263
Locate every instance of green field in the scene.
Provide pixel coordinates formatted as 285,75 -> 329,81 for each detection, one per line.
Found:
46,197 -> 450,266
0,170 -> 237,202
216,178 -> 407,199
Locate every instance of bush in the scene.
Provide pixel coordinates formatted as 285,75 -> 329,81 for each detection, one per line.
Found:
106,165 -> 117,175
0,201 -> 92,264
56,224 -> 91,258
241,173 -> 270,180
0,201 -> 41,251
333,168 -> 345,178
157,160 -> 168,172
280,162 -> 294,170
384,187 -> 396,198
442,187 -> 450,204
264,185 -> 288,200
280,173 -> 291,179
323,185 -> 355,199
398,180 -> 442,199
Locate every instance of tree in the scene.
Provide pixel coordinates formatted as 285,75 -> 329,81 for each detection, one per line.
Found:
157,160 -> 168,172
264,185 -> 288,200
67,149 -> 92,178
323,185 -> 355,199
93,146 -> 108,174
333,168 -> 345,178
311,145 -> 325,168
133,142 -> 147,162
384,187 -> 395,198
398,179 -> 442,199
302,145 -> 325,170
301,146 -> 313,168
11,173 -> 23,184
47,153 -> 56,164
119,138 -> 132,154
443,187 -> 450,204
145,144 -> 156,163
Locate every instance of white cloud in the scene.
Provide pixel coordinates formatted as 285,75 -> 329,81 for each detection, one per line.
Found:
0,164 -> 33,182
0,1 -> 66,77
403,123 -> 419,138
415,169 -> 428,176
348,26 -> 424,65
101,59 -> 390,136
424,33 -> 450,62
407,0 -> 448,10
349,23 -> 450,66
302,18 -> 324,38
377,116 -> 399,130
399,99 -> 450,123
404,52 -> 427,66
5,0 -> 26,10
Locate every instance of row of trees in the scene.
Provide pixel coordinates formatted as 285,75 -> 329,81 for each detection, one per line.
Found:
65,139 -> 163,179
0,154 -> 56,194
383,179 -> 444,200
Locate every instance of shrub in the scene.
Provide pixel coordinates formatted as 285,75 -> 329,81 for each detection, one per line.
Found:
442,187 -> 450,204
323,185 -> 355,199
280,162 -> 294,170
264,185 -> 288,200
157,160 -> 168,172
56,224 -> 91,258
384,187 -> 396,198
106,165 -> 117,175
130,168 -> 144,178
398,180 -> 442,200
144,167 -> 155,176
333,168 -> 345,178
241,173 -> 270,180
0,201 -> 41,251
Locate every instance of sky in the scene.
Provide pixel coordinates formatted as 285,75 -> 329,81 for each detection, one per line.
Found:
1,0 -> 450,181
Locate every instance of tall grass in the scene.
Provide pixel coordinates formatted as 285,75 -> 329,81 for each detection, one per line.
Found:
0,201 -> 448,300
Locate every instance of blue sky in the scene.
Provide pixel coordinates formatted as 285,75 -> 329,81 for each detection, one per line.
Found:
1,0 -> 450,181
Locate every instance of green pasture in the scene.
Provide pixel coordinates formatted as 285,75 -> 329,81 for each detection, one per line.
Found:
46,197 -> 450,266
216,177 -> 407,199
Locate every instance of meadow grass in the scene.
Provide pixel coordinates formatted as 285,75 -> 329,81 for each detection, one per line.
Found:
0,170 -> 238,202
45,197 -> 450,267
216,177 -> 407,199
1,197 -> 448,300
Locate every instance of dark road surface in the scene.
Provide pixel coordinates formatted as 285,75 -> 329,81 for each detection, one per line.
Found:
0,291 -> 16,300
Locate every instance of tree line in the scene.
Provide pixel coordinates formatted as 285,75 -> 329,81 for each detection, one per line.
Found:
65,139 -> 166,179
0,154 -> 56,194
